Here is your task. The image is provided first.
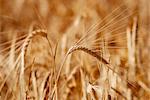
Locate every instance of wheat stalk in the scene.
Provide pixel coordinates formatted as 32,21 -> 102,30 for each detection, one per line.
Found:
20,29 -> 48,100
51,45 -> 119,99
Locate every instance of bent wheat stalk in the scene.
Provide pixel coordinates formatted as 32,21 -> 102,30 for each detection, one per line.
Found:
20,29 -> 48,100
51,45 -> 119,99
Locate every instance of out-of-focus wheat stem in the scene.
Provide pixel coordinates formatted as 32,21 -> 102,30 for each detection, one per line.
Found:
127,16 -> 138,80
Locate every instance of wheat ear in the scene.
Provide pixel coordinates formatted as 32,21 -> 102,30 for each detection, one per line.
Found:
68,46 -> 109,64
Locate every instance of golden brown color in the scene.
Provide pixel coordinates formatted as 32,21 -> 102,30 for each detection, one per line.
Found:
0,0 -> 150,100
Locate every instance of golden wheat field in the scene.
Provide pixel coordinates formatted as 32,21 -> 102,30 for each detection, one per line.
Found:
0,0 -> 150,100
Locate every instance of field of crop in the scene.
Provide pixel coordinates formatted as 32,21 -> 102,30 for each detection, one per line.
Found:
0,0 -> 150,100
